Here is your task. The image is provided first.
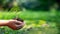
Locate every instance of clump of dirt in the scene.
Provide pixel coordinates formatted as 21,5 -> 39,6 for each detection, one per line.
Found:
13,17 -> 24,22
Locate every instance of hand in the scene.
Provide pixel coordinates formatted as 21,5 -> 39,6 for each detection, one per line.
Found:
7,20 -> 24,30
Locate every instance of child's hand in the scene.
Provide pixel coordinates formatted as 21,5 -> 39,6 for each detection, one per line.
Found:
7,20 -> 24,30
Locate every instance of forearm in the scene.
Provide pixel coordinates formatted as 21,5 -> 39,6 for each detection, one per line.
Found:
0,20 -> 9,26
0,20 -> 16,26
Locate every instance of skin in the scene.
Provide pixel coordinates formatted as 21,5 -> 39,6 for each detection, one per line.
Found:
0,20 -> 24,30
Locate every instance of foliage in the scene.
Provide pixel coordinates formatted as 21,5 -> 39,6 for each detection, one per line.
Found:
0,10 -> 59,34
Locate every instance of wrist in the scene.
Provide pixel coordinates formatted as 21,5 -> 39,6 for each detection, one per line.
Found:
7,20 -> 17,26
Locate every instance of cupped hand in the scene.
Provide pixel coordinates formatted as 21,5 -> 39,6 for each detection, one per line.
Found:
7,20 -> 24,30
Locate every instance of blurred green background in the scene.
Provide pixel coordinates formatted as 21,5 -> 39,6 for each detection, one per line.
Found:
0,0 -> 60,34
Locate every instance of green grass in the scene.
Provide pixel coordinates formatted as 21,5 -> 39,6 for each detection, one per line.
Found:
0,11 -> 56,20
0,10 -> 58,34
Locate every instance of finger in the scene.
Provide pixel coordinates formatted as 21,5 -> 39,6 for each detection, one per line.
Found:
16,22 -> 24,27
16,21 -> 23,23
16,23 -> 24,27
15,25 -> 23,30
15,21 -> 23,25
15,22 -> 25,30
